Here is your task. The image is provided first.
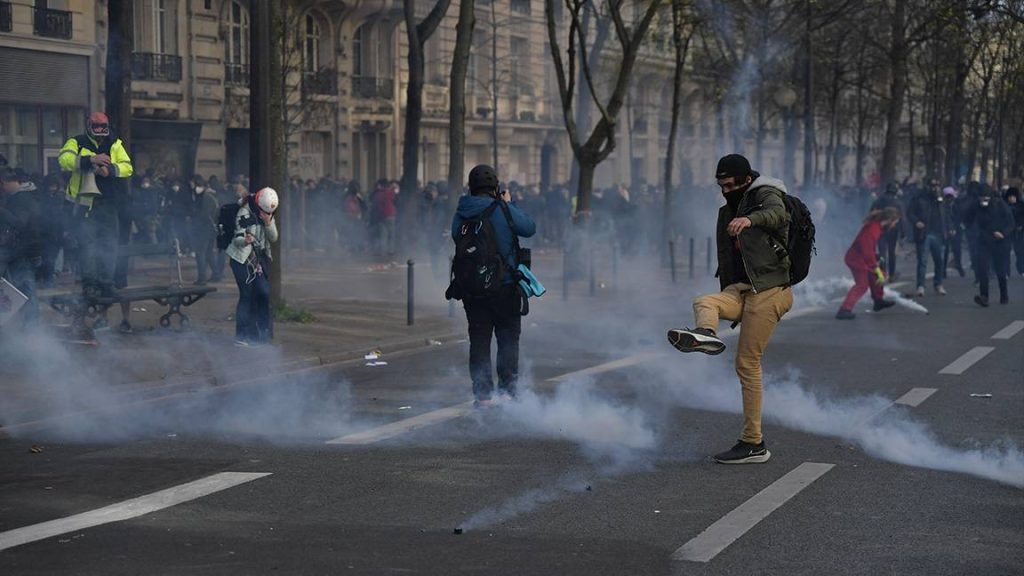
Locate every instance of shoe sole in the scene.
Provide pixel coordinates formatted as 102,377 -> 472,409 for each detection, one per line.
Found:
667,330 -> 726,355
714,450 -> 771,464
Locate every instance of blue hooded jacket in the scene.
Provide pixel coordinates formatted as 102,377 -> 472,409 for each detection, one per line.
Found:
451,194 -> 536,283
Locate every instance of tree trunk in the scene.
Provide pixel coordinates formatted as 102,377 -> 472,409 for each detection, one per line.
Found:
105,0 -> 133,146
802,0 -> 814,188
400,1 -> 426,238
880,0 -> 908,184
400,0 -> 451,243
945,45 -> 969,184
576,159 -> 596,217
249,0 -> 285,307
663,0 -> 689,257
447,0 -> 475,211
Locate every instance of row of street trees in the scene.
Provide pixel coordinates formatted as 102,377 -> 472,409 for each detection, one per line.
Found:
396,0 -> 1022,230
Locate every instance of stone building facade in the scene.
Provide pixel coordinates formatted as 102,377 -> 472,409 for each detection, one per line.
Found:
0,0 -> 878,193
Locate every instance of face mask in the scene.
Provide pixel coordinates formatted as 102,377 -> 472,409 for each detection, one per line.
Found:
172,185 -> 180,192
195,186 -> 205,193
142,182 -> 151,189
980,198 -> 990,207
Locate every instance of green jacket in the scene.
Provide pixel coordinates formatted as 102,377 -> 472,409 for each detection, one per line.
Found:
716,174 -> 791,293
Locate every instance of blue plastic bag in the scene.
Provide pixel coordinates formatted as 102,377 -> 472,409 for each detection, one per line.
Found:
517,264 -> 546,298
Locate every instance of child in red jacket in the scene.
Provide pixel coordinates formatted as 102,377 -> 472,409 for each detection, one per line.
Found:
837,207 -> 902,319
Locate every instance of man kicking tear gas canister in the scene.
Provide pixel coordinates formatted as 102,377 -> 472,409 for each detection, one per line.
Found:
667,154 -> 794,465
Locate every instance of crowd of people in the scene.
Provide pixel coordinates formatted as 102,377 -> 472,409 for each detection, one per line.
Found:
3,130 -> 1023,335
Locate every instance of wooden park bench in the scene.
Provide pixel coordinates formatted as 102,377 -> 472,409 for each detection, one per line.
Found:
49,241 -> 216,329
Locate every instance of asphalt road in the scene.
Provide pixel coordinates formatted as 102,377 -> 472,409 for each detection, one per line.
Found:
1,273 -> 1022,575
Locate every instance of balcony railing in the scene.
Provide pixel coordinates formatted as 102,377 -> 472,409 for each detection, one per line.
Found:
1,2 -> 12,33
225,63 -> 249,87
302,68 -> 338,96
132,53 -> 183,82
352,76 -> 394,99
34,7 -> 72,40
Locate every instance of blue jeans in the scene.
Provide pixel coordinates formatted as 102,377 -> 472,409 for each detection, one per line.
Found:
916,233 -> 945,289
230,256 -> 273,343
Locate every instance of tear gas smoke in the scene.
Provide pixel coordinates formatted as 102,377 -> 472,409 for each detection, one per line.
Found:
647,361 -> 1024,488
491,378 -> 657,471
458,475 -> 592,531
0,328 -> 358,443
793,275 -> 929,314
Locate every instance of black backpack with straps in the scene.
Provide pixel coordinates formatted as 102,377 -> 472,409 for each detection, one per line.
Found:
781,194 -> 816,286
447,201 -> 506,301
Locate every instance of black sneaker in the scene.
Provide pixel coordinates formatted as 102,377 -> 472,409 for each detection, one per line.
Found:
872,299 -> 895,312
974,295 -> 989,307
118,320 -> 133,334
835,308 -> 855,320
714,440 -> 771,464
667,327 -> 726,355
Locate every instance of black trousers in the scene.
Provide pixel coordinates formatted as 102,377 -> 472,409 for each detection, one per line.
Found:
976,239 -> 1010,301
463,285 -> 522,399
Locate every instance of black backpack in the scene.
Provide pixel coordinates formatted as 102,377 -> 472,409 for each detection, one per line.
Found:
781,194 -> 816,285
216,202 -> 241,251
447,201 -> 509,300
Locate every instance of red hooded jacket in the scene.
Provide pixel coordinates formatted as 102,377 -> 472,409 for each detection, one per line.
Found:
845,220 -> 882,271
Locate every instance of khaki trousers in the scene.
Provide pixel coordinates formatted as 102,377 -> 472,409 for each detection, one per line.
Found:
693,283 -> 793,444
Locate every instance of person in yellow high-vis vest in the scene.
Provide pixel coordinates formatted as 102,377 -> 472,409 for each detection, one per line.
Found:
58,112 -> 133,315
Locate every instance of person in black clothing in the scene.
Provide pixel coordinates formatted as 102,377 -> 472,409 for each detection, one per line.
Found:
0,168 -> 42,325
1005,187 -> 1024,277
870,182 -> 904,279
450,165 -> 536,407
963,188 -> 1014,306
906,178 -> 952,296
942,186 -> 967,278
36,175 -> 66,288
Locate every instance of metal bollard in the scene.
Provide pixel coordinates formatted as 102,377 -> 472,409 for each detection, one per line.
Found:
611,242 -> 619,286
448,256 -> 455,317
588,245 -> 596,297
669,240 -> 677,284
562,245 -> 569,300
689,237 -> 695,279
407,259 -> 415,326
706,236 -> 713,275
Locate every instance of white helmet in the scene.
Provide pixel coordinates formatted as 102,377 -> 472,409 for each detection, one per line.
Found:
255,187 -> 279,214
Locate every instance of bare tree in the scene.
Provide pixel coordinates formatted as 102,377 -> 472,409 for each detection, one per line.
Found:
545,0 -> 665,220
663,0 -> 695,249
399,0 -> 452,235
447,0 -> 476,211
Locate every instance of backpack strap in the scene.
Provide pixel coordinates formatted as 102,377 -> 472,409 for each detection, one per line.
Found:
496,200 -> 522,269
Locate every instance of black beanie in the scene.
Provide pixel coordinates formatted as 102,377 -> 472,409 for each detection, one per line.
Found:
716,154 -> 752,180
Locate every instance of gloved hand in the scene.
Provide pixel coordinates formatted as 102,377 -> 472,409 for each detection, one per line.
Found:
873,267 -> 886,286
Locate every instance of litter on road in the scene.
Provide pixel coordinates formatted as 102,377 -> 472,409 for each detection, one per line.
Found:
364,349 -> 383,361
969,393 -> 993,398
365,361 -> 388,367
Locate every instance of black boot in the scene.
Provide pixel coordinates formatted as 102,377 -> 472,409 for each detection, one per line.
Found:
873,298 -> 896,311
974,294 -> 989,307
999,278 -> 1008,304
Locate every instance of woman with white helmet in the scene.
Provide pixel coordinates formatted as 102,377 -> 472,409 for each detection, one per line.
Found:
225,186 -> 279,345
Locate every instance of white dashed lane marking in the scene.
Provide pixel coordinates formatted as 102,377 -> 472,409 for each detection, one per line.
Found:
672,462 -> 835,563
0,472 -> 271,552
991,320 -> 1024,340
938,346 -> 995,375
893,387 -> 937,407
